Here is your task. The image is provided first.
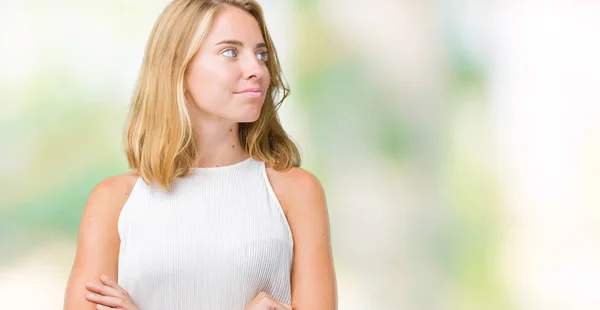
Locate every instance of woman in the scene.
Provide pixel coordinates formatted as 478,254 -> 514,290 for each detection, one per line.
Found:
63,0 -> 337,309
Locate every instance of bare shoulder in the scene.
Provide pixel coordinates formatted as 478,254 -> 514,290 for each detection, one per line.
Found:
265,166 -> 326,212
81,172 -> 138,222
87,172 -> 138,210
90,172 -> 138,199
79,170 -> 139,246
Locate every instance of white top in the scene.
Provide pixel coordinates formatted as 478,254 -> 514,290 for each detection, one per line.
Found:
117,157 -> 293,310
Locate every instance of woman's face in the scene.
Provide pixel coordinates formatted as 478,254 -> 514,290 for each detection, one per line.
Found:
185,5 -> 270,123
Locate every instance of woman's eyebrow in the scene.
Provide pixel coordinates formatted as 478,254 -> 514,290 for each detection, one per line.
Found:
214,39 -> 267,49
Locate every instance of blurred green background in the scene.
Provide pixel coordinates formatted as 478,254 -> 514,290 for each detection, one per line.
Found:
1,1 -> 600,309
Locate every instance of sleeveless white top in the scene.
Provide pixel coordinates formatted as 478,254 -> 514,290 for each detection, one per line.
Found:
117,157 -> 293,310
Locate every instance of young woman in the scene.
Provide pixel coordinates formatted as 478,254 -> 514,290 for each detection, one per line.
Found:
63,1 -> 337,309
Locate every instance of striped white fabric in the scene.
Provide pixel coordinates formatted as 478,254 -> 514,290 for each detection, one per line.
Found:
117,157 -> 293,310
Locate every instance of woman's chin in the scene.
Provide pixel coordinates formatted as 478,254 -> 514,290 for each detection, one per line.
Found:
236,104 -> 263,123
237,113 -> 261,123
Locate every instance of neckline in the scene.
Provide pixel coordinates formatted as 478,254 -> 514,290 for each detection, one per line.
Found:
190,156 -> 255,173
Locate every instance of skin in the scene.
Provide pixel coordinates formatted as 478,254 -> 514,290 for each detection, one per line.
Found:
63,5 -> 336,310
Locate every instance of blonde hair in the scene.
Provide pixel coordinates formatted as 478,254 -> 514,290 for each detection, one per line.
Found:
124,0 -> 301,190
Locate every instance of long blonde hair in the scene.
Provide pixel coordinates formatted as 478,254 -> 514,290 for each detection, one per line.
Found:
124,0 -> 301,190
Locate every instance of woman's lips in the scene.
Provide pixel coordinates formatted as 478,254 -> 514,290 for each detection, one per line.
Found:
234,88 -> 263,98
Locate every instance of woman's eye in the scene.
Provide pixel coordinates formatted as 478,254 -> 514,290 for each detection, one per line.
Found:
257,51 -> 269,62
222,49 -> 237,58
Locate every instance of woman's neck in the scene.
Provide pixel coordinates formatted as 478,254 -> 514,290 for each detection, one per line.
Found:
191,120 -> 249,168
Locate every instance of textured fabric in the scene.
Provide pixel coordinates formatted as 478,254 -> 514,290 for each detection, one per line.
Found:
117,157 -> 293,310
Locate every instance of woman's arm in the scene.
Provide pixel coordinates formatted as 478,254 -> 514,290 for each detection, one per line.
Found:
63,174 -> 136,310
268,168 -> 338,310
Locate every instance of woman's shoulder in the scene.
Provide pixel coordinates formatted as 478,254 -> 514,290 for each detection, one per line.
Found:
91,171 -> 139,198
265,166 -> 321,187
265,166 -> 326,211
83,171 -> 139,219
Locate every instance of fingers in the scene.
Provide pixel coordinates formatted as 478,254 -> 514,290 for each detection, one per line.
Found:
251,292 -> 293,310
85,275 -> 129,308
100,275 -> 125,293
85,292 -> 122,308
84,276 -> 138,310
267,304 -> 290,310
272,300 -> 292,310
86,281 -> 122,299
278,304 -> 292,310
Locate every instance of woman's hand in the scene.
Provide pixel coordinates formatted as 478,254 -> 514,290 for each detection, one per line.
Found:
244,292 -> 292,310
85,275 -> 139,310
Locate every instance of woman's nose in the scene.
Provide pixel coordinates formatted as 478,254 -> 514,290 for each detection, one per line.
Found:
241,53 -> 265,80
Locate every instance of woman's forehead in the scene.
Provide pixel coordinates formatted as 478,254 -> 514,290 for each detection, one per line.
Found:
203,6 -> 264,45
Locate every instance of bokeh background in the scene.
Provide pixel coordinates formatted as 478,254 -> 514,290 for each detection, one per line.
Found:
1,0 -> 600,309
